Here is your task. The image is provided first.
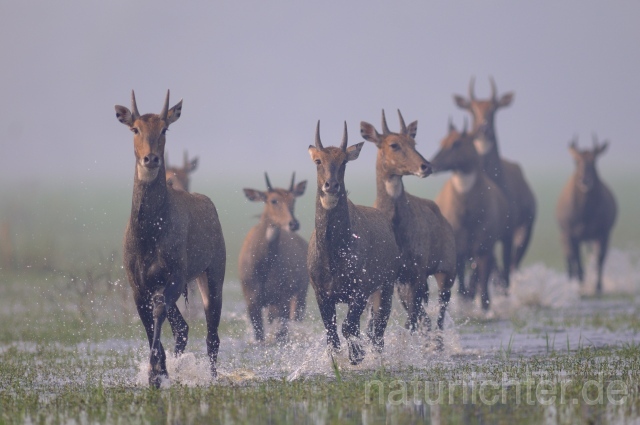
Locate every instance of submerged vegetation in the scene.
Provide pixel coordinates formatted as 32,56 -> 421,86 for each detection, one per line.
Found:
0,176 -> 638,423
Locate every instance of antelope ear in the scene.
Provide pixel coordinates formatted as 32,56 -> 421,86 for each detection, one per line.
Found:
115,105 -> 134,126
166,99 -> 183,125
188,157 -> 199,172
498,92 -> 514,108
568,143 -> 581,161
360,122 -> 381,146
407,120 -> 418,139
292,180 -> 307,197
308,145 -> 319,160
243,188 -> 267,202
453,95 -> 470,110
346,142 -> 364,162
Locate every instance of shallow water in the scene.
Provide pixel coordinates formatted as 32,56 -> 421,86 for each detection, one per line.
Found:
1,249 -> 639,424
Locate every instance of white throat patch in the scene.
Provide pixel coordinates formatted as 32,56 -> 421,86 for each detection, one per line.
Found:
320,194 -> 339,210
137,164 -> 160,182
265,226 -> 279,242
474,138 -> 494,156
451,171 -> 477,194
385,176 -> 403,199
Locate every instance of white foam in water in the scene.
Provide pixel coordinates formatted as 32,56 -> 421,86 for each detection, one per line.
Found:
127,249 -> 640,387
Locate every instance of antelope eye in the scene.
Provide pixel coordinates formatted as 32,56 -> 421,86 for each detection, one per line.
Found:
161,128 -> 168,135
314,159 -> 321,165
270,199 -> 278,205
390,143 -> 400,151
130,127 -> 139,135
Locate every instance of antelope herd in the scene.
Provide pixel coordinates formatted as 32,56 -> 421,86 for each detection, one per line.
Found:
113,80 -> 617,385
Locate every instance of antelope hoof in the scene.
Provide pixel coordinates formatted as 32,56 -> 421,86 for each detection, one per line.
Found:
348,340 -> 365,365
434,334 -> 444,352
275,327 -> 289,345
149,369 -> 168,389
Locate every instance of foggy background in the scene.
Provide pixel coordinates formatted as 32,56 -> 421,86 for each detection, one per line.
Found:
0,1 -> 639,275
1,1 -> 638,186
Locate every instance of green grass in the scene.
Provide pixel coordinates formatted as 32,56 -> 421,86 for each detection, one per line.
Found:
0,170 -> 638,423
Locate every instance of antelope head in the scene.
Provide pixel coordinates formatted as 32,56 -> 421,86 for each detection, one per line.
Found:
166,151 -> 198,191
360,109 -> 432,179
243,172 -> 307,234
569,134 -> 609,192
308,121 -> 363,210
430,118 -> 479,174
453,77 -> 513,155
115,90 -> 183,183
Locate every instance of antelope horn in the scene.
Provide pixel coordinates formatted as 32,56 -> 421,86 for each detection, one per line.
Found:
381,110 -> 390,134
490,77 -> 497,102
289,172 -> 296,192
592,132 -> 599,149
469,77 -> 476,101
340,121 -> 348,151
159,89 -> 170,120
315,120 -> 323,149
264,172 -> 273,192
131,90 -> 140,120
183,150 -> 189,168
570,134 -> 579,149
397,109 -> 407,134
448,116 -> 455,132
462,117 -> 469,135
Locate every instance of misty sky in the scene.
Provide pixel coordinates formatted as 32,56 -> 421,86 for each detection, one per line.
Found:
1,1 -> 639,188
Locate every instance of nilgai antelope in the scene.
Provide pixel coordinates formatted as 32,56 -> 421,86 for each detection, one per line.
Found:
454,78 -> 536,272
556,136 -> 617,294
308,122 -> 399,364
115,91 -> 226,387
360,111 -> 456,339
238,172 -> 309,343
165,151 -> 198,192
430,121 -> 510,310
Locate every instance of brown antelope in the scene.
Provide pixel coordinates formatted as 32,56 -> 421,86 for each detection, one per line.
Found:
430,120 -> 510,310
114,90 -> 226,387
238,172 -> 309,343
556,136 -> 617,294
308,121 -> 399,364
360,111 -> 456,340
454,78 -> 536,273
165,151 -> 198,192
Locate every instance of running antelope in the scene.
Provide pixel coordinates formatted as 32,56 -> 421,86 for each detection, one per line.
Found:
556,136 -> 617,294
430,121 -> 510,309
238,172 -> 309,343
115,90 -> 226,387
165,151 -> 198,192
308,122 -> 399,364
454,78 -> 536,273
360,110 -> 456,340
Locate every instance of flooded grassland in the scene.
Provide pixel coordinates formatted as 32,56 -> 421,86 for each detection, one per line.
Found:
0,171 -> 639,424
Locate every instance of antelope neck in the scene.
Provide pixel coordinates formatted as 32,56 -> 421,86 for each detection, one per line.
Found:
130,165 -> 168,236
451,171 -> 477,194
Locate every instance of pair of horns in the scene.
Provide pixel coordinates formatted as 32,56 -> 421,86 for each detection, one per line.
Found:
315,121 -> 348,151
468,77 -> 497,101
264,172 -> 297,192
381,109 -> 408,135
130,89 -> 171,120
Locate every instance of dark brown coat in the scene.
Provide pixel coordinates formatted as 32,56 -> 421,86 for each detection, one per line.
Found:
115,91 -> 226,387
238,173 -> 309,343
360,110 -> 456,339
307,122 -> 400,365
556,137 -> 617,294
454,78 -> 536,272
431,122 -> 510,310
